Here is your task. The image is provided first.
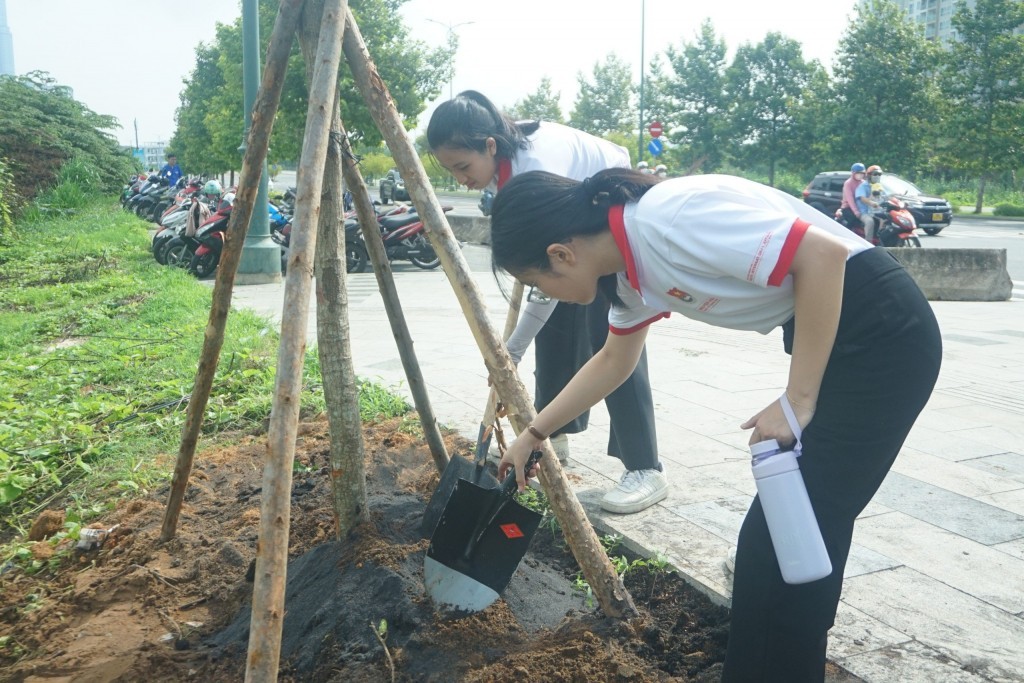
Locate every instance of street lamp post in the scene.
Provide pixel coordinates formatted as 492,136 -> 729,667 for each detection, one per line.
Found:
236,0 -> 281,284
426,18 -> 474,100
637,0 -> 646,165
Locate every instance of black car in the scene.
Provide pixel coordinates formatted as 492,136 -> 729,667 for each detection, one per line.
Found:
378,168 -> 409,204
802,171 -> 953,235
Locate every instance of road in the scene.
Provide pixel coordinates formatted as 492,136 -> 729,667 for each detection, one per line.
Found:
271,169 -> 1023,296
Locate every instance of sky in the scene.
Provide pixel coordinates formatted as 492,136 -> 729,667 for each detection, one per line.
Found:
5,0 -> 859,148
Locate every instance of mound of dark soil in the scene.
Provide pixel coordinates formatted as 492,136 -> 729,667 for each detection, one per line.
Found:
0,417 -> 734,682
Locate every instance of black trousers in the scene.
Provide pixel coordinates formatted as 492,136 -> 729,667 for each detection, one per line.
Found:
722,248 -> 942,682
533,292 -> 659,471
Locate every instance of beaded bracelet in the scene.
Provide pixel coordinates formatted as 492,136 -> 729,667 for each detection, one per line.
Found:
527,425 -> 548,441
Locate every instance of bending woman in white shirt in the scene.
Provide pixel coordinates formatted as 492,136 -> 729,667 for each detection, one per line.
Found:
489,168 -> 941,683
428,90 -> 665,514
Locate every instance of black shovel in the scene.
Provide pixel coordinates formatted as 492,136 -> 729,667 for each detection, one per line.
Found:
424,451 -> 543,613
419,418 -> 499,537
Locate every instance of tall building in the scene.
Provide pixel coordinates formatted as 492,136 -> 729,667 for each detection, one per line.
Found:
860,0 -> 971,43
867,0 -> 1024,44
0,0 -> 15,76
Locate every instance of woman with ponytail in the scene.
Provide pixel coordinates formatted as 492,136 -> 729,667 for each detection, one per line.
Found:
428,91 -> 667,514
491,168 -> 941,683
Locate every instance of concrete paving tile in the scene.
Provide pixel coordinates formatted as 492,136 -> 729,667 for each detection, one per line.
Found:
963,452 -> 1024,485
981,488 -> 1024,516
650,392 -> 747,437
902,426 -> 1009,462
843,543 -> 901,579
829,602 -> 911,660
690,459 -> 759,497
660,467 -> 749,507
855,500 -> 894,520
651,421 -> 747,467
856,512 -> 1024,613
992,538 -> 1024,562
586,505 -> 735,606
837,638 -> 996,683
666,495 -> 750,542
874,472 -> 1024,545
891,448 -> 1022,498
914,407 -> 993,433
842,567 -> 1024,682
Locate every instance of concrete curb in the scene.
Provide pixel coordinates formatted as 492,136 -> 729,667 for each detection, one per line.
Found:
886,247 -> 1013,301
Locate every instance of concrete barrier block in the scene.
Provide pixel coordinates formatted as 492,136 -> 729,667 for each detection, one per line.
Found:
448,214 -> 491,245
885,248 -> 1012,301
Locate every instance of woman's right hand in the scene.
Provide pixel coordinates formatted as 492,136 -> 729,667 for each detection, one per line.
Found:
498,430 -> 544,493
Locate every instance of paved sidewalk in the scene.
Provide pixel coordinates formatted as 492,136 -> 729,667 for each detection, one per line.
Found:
228,245 -> 1024,683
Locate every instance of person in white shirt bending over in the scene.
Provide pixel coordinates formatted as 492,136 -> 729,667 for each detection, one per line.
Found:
489,168 -> 941,683
428,90 -> 666,514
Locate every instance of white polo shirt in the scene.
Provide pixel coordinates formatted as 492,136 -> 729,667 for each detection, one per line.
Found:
608,175 -> 872,335
490,121 -> 630,190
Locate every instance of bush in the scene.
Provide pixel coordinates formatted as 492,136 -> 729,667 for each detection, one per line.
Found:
993,203 -> 1024,217
0,157 -> 19,238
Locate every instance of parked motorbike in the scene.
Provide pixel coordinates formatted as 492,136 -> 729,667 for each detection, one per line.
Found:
834,196 -> 921,248
347,205 -> 453,272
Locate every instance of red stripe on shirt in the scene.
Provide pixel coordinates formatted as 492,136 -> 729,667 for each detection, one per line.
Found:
607,205 -> 640,291
767,218 -> 810,287
496,158 -> 513,190
609,312 -> 670,336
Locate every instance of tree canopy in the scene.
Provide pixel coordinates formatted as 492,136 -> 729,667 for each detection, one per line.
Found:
170,0 -> 449,175
0,72 -> 136,205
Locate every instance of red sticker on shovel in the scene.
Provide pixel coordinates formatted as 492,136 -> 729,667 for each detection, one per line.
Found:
500,523 -> 525,539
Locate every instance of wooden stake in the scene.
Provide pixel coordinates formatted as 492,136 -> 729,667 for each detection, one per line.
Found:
342,11 -> 637,619
335,129 -> 451,473
160,0 -> 306,543
244,0 -> 347,680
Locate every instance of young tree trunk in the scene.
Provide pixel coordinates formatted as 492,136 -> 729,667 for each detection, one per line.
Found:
160,0 -> 305,544
342,10 -> 638,620
244,1 -> 346,680
297,1 -> 367,539
975,175 -> 987,214
335,119 -> 451,474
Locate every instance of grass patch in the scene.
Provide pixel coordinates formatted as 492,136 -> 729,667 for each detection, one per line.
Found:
0,199 -> 411,540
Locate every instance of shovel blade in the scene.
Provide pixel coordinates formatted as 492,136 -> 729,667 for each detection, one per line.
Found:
420,447 -> 499,538
425,478 -> 542,612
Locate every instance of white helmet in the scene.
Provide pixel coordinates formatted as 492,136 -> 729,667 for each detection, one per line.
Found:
637,161 -> 649,169
655,164 -> 667,172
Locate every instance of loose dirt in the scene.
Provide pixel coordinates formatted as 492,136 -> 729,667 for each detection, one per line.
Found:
0,417 -> 852,682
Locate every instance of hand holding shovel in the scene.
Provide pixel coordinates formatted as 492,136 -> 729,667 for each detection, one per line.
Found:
498,425 -> 548,493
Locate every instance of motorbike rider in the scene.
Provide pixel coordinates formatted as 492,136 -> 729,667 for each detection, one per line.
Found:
856,165 -> 883,243
158,154 -> 182,186
637,160 -> 653,175
655,164 -> 668,178
839,163 -> 868,235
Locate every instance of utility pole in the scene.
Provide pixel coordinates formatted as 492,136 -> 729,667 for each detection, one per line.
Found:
426,18 -> 474,100
237,0 -> 282,284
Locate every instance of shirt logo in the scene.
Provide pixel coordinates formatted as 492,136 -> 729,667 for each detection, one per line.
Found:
667,287 -> 694,303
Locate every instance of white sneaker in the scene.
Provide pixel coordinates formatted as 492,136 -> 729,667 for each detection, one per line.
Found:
599,468 -> 668,514
724,547 -> 737,576
550,434 -> 570,465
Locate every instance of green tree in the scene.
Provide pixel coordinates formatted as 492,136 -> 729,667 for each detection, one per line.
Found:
569,54 -> 635,136
726,33 -> 813,186
171,0 -> 448,171
656,20 -> 730,172
831,0 -> 939,175
0,72 -> 136,203
939,0 -> 1024,211
508,77 -> 564,122
786,62 -> 840,179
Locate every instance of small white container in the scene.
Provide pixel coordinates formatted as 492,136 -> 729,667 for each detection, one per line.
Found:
751,439 -> 832,584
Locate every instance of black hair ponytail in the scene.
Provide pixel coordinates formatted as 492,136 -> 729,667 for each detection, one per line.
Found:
490,168 -> 662,305
427,90 -> 539,160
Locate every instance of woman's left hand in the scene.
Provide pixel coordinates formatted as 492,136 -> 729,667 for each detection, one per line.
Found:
741,397 -> 814,447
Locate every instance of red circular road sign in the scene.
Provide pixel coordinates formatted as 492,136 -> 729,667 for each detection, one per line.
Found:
649,121 -> 663,138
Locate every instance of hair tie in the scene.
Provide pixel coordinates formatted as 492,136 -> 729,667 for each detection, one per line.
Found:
581,177 -> 593,194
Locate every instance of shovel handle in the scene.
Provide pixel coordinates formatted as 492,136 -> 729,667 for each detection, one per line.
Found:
463,450 -> 543,562
501,450 -> 543,496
